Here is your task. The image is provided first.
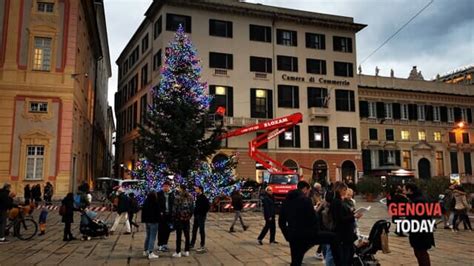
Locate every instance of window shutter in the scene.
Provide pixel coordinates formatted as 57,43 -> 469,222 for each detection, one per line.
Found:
295,126 -> 301,148
351,128 -> 357,149
266,27 -> 272,43
322,61 -> 327,75
267,90 -> 273,118
250,89 -> 256,118
376,102 -> 384,119
228,21 -> 233,38
324,126 -> 330,148
378,150 -> 384,166
209,85 -> 216,112
266,58 -> 272,73
293,57 -> 298,72
409,104 -> 417,120
350,91 -> 355,112
454,107 -> 462,122
450,152 -> 458,174
227,87 -> 233,117
440,106 -> 447,122
425,105 -> 433,121
321,35 -> 326,49
393,103 -> 401,119
294,87 -> 299,108
359,101 -> 368,117
395,150 -> 401,166
362,150 -> 372,173
209,20 -> 215,35
305,33 -> 311,48
277,30 -> 283,44
228,55 -> 233,70
348,38 -> 353,52
467,108 -> 472,123
337,127 -> 343,149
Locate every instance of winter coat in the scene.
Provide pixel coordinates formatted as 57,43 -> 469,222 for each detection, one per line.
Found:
453,190 -> 470,211
32,186 -> 41,200
44,184 -> 53,197
61,196 -> 75,223
0,188 -> 13,212
261,193 -> 276,220
278,189 -> 319,242
116,193 -> 130,214
331,194 -> 357,244
157,190 -> 175,216
194,193 -> 210,216
406,192 -> 435,250
141,196 -> 161,223
24,186 -> 31,200
443,189 -> 455,211
173,192 -> 194,222
231,192 -> 244,211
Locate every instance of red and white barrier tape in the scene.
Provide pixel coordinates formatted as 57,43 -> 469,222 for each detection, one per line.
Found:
36,205 -> 110,212
223,202 -> 257,210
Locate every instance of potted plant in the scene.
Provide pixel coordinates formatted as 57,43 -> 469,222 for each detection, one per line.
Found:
357,176 -> 382,202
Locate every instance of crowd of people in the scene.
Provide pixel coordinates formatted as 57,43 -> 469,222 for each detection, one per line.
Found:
0,178 -> 473,266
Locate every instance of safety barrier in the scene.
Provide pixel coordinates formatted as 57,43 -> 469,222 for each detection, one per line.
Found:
36,204 -> 110,212
217,199 -> 261,213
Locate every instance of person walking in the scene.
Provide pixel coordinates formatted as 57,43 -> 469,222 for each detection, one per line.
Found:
452,185 -> 472,231
390,185 -> 409,236
190,185 -> 210,252
110,189 -> 131,235
279,181 -> 336,266
43,182 -> 53,205
172,184 -> 194,258
0,183 -> 14,244
128,193 -> 140,232
141,191 -> 160,259
404,183 -> 435,266
32,184 -> 42,205
229,189 -> 248,232
257,186 -> 277,245
61,193 -> 77,241
441,186 -> 455,229
24,184 -> 31,205
157,181 -> 175,252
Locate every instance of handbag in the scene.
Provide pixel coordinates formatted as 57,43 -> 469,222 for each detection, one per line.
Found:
59,205 -> 66,216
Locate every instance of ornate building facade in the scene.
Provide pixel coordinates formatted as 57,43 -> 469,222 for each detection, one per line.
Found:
0,0 -> 111,197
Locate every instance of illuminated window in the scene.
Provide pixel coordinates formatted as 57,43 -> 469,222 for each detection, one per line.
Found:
401,130 -> 410,140
433,132 -> 442,142
402,151 -> 411,169
418,130 -> 426,141
33,37 -> 52,71
436,151 -> 444,176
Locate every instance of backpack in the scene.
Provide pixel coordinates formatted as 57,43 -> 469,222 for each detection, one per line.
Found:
74,193 -> 87,209
59,205 -> 66,216
320,201 -> 335,231
175,196 -> 194,221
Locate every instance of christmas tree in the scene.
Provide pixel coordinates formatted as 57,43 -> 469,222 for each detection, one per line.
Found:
137,24 -> 222,186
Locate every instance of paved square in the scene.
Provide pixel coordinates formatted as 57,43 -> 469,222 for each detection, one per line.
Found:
0,196 -> 472,265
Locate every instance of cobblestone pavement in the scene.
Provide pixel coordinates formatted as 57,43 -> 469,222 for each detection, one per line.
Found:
0,197 -> 473,266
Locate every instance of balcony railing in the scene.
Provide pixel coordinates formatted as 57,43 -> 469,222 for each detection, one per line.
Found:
309,107 -> 330,119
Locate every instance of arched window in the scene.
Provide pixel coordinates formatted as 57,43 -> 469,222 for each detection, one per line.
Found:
283,159 -> 298,171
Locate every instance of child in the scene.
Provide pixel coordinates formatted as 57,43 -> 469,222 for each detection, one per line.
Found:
38,207 -> 48,236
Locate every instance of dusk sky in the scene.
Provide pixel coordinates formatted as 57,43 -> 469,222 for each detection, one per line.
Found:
104,0 -> 474,111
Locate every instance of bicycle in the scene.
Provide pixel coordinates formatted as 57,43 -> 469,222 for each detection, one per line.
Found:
5,206 -> 38,240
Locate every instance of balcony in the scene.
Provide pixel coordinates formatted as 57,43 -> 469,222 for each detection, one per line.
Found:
309,107 -> 330,120
224,116 -> 270,127
254,72 -> 268,79
214,69 -> 228,76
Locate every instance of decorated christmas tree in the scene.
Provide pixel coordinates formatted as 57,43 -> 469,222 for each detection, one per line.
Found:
137,24 -> 223,187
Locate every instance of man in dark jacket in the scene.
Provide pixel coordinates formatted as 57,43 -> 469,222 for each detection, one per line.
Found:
404,183 -> 435,266
190,185 -> 210,252
157,181 -> 175,252
0,183 -> 13,243
258,186 -> 277,245
110,190 -> 131,234
279,181 -> 335,266
229,189 -> 248,232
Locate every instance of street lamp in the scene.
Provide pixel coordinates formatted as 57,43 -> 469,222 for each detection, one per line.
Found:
457,122 -> 465,129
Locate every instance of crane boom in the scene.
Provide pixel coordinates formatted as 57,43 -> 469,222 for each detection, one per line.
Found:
219,113 -> 303,174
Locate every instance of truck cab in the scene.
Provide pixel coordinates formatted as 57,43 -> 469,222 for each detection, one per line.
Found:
267,173 -> 299,202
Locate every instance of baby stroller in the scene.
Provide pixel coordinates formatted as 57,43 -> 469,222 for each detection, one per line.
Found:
353,220 -> 391,266
79,210 -> 109,240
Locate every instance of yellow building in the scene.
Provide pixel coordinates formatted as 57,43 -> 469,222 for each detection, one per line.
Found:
359,73 -> 474,181
0,0 -> 111,198
115,0 -> 366,184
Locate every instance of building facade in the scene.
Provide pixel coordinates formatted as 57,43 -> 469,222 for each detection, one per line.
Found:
115,0 -> 366,184
359,74 -> 474,180
0,0 -> 111,197
437,65 -> 473,85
